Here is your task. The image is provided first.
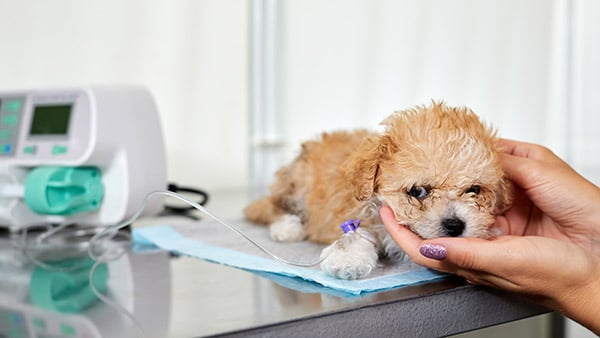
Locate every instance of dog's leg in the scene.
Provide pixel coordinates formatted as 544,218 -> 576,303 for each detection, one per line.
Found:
381,233 -> 407,261
372,223 -> 407,261
319,228 -> 379,280
244,196 -> 285,225
269,214 -> 306,242
245,198 -> 306,242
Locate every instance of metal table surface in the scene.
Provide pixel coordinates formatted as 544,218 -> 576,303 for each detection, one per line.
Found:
168,255 -> 548,337
0,190 -> 550,337
161,190 -> 549,337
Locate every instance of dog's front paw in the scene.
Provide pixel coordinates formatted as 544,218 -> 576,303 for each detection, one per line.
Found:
270,214 -> 306,242
319,230 -> 378,280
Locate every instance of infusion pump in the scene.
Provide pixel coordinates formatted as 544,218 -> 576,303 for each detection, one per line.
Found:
0,86 -> 167,231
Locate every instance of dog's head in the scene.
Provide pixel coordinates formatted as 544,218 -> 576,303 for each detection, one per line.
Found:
346,102 -> 512,239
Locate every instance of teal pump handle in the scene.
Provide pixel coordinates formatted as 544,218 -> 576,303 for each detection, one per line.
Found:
24,166 -> 104,215
29,258 -> 108,313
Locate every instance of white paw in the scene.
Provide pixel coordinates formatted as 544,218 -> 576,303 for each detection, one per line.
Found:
269,214 -> 306,242
319,229 -> 378,280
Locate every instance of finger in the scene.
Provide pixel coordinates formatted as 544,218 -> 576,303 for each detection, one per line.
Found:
501,151 -> 598,221
430,237 -> 509,271
381,206 -> 513,272
496,138 -> 534,157
380,207 -> 458,270
403,235 -> 528,289
434,236 -> 600,299
457,269 -> 520,291
379,206 -> 427,263
499,152 -> 545,191
423,236 -> 554,286
496,138 -> 556,162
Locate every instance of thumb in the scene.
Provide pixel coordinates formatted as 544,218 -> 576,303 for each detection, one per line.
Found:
414,237 -> 499,278
380,206 -> 509,273
381,206 -> 529,287
419,236 -> 547,290
425,237 -> 496,271
380,206 -> 424,261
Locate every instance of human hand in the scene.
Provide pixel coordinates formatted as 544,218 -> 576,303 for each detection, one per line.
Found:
381,204 -> 595,292
380,205 -> 600,335
494,139 -> 600,255
379,139 -> 600,334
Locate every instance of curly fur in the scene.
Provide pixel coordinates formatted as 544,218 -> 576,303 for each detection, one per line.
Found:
244,101 -> 512,279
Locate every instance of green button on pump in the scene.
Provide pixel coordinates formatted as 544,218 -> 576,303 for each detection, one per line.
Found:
4,100 -> 21,112
0,129 -> 10,139
1,114 -> 18,126
23,145 -> 37,154
52,145 -> 68,155
60,322 -> 77,336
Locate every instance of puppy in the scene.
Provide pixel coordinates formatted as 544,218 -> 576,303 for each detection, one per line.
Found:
244,102 -> 512,279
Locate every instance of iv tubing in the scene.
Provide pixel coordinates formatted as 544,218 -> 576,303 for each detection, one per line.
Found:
89,190 -> 328,267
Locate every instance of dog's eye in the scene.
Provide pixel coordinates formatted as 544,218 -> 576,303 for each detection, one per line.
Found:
466,185 -> 481,195
407,186 -> 429,199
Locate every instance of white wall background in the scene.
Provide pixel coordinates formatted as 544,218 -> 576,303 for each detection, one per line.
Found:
1,0 -> 597,190
0,1 -> 598,337
0,0 -> 249,192
273,0 -> 572,161
570,0 -> 600,186
278,0 -> 558,146
251,0 -> 599,197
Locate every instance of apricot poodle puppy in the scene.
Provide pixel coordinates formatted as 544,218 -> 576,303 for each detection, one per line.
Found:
244,102 -> 512,279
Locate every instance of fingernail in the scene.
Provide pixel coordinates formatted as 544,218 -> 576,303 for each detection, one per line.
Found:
419,243 -> 447,260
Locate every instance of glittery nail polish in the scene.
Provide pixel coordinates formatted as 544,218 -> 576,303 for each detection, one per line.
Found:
420,243 -> 447,260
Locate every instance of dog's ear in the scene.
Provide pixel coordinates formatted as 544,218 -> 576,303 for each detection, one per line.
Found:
346,135 -> 396,201
494,176 -> 513,213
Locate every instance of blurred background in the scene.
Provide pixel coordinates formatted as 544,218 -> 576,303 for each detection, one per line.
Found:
0,0 -> 597,337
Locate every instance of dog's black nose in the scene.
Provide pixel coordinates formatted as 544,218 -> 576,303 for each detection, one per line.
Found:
442,218 -> 465,237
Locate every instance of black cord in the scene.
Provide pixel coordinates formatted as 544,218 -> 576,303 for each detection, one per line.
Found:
164,183 -> 210,213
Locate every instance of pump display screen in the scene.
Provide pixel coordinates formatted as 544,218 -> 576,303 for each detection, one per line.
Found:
29,104 -> 72,135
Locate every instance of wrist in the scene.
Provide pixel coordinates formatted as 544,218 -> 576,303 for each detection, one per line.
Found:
553,257 -> 600,335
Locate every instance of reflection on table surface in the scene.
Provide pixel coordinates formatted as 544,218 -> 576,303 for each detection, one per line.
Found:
1,230 -> 470,338
0,234 -> 170,338
168,254 -> 467,337
2,231 -> 553,338
0,188 -> 548,338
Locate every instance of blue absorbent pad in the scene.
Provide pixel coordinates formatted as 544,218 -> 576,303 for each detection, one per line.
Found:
132,220 -> 446,295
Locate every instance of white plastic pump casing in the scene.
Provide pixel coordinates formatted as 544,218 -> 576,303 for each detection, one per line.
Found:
0,85 -> 167,230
